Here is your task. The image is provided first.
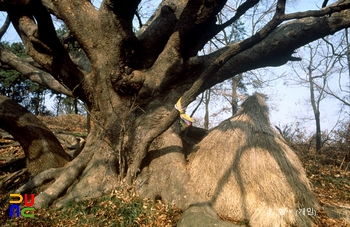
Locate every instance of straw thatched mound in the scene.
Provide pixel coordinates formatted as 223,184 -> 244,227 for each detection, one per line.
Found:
189,94 -> 319,227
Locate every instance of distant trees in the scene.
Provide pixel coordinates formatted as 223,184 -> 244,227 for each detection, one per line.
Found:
319,28 -> 350,108
52,93 -> 86,116
0,42 -> 52,115
189,16 -> 248,128
190,0 -> 290,129
288,30 -> 350,153
0,38 -> 86,116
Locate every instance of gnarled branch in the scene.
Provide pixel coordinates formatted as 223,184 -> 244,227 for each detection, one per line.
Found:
0,96 -> 71,176
0,44 -> 74,96
8,6 -> 86,99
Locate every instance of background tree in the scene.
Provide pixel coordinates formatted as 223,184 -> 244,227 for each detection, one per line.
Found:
0,42 -> 51,115
189,15 -> 248,127
318,28 -> 350,108
288,32 -> 349,153
190,0 -> 285,128
52,92 -> 86,116
0,1 -> 349,224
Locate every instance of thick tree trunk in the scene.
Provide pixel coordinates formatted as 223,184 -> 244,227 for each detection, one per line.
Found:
54,122 -> 119,207
12,70 -> 183,206
0,95 -> 71,175
15,107 -> 187,208
136,124 -> 191,209
15,119 -> 119,208
231,73 -> 243,116
308,66 -> 322,153
204,89 -> 210,130
315,111 -> 322,153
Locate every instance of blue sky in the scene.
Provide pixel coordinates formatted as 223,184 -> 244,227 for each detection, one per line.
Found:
188,0 -> 349,134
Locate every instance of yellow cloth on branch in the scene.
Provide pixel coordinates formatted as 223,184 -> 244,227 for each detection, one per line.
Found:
175,97 -> 194,127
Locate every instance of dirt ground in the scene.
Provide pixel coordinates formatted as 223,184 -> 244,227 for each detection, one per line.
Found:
0,114 -> 349,226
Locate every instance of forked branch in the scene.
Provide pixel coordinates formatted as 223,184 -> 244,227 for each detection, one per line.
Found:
180,0 -> 286,107
8,6 -> 86,99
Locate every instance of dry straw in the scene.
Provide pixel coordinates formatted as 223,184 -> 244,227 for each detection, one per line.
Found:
189,94 -> 319,227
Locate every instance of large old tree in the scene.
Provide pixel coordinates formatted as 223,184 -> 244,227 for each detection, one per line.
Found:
1,0 -> 350,222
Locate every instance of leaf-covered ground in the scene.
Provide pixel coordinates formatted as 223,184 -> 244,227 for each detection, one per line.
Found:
0,114 -> 349,226
298,149 -> 350,227
0,187 -> 182,227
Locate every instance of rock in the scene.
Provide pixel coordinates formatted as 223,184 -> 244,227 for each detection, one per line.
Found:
177,204 -> 241,227
55,133 -> 79,149
54,133 -> 85,159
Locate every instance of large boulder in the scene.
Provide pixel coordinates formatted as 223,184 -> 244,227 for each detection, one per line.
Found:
177,204 -> 240,227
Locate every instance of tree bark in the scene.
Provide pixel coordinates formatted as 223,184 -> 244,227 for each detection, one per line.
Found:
315,111 -> 322,152
0,95 -> 71,176
231,73 -> 243,116
307,48 -> 323,153
309,74 -> 322,153
204,89 -> 210,130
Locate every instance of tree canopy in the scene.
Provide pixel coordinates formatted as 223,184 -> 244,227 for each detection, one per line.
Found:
0,1 -> 349,106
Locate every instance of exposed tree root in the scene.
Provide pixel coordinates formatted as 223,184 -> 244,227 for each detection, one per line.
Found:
0,168 -> 27,190
0,157 -> 25,172
55,140 -> 119,207
0,96 -> 71,176
126,143 -> 148,185
16,168 -> 64,193
15,140 -> 94,208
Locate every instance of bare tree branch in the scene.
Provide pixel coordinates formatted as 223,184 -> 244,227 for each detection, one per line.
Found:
0,0 -> 30,9
175,0 -> 228,58
180,1 -> 287,106
322,0 -> 329,8
316,82 -> 350,106
137,0 -> 187,36
50,0 -> 98,56
0,44 -> 74,97
135,10 -> 143,30
0,14 -> 10,40
189,4 -> 350,94
137,5 -> 178,68
41,0 -> 61,18
7,6 -> 86,99
215,0 -> 260,35
284,1 -> 350,20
